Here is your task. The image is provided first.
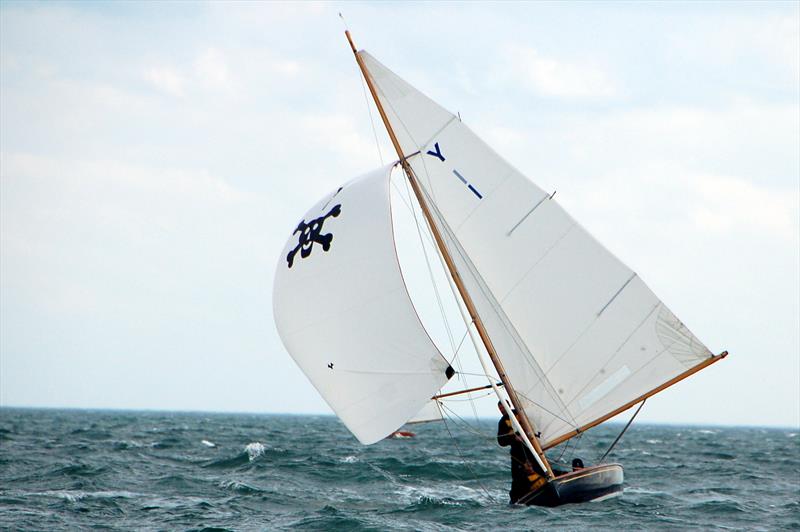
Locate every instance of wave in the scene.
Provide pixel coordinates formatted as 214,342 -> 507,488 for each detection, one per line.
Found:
245,442 -> 266,461
202,442 -> 268,469
111,440 -> 143,450
51,463 -> 108,478
218,479 -> 263,495
685,497 -> 746,515
35,489 -> 142,503
149,437 -> 183,449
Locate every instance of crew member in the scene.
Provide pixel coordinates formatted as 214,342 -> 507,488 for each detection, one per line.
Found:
497,401 -> 544,504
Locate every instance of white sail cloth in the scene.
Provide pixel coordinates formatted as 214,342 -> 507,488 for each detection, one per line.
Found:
273,166 -> 452,444
407,400 -> 444,424
359,51 -> 714,447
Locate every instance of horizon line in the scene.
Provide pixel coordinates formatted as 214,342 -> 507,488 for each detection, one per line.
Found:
1,404 -> 798,431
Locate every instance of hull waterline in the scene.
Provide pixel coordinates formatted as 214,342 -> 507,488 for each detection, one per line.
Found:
518,464 -> 624,507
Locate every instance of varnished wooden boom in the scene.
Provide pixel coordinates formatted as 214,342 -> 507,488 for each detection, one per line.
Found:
542,351 -> 729,450
432,382 -> 503,400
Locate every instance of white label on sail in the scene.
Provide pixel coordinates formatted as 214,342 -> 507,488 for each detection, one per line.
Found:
273,165 -> 452,445
359,51 -> 714,447
578,366 -> 631,411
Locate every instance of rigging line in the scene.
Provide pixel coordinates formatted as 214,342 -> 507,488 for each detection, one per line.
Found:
536,272 -> 640,379
401,169 -> 458,356
349,38 -> 384,166
439,402 -> 539,481
421,192 -> 575,426
364,77 -> 436,200
538,274 -> 636,378
439,391 -> 494,402
498,222 -> 577,304
554,431 -> 582,464
400,154 -> 501,426
453,370 -> 506,378
561,302 -> 662,411
401,171 -> 480,422
419,202 -> 481,424
452,328 -> 470,359
363,55 -> 567,430
596,399 -> 646,464
515,389 -> 579,429
440,407 -> 498,504
390,181 -> 437,250
438,402 -> 499,444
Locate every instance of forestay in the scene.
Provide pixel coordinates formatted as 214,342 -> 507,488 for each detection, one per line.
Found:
273,166 -> 452,445
359,51 -> 714,447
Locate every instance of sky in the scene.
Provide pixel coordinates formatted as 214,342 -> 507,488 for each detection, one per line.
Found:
1,1 -> 798,429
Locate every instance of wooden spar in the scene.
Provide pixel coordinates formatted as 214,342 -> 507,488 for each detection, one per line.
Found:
542,351 -> 729,450
345,30 -> 555,479
432,382 -> 503,401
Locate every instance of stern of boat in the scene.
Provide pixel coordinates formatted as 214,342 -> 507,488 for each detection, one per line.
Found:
519,464 -> 624,507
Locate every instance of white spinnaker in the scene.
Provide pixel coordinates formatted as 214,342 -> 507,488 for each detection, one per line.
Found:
407,400 -> 444,424
273,165 -> 452,445
360,51 -> 714,447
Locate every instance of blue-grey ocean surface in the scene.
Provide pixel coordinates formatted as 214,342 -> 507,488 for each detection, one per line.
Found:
0,409 -> 797,530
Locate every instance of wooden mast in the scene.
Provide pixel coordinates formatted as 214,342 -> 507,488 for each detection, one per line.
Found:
345,30 -> 555,479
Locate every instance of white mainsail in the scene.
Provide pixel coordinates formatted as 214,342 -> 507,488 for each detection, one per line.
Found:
273,166 -> 453,445
358,51 -> 714,448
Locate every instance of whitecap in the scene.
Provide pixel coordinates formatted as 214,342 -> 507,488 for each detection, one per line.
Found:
340,455 -> 358,463
646,439 -> 662,444
696,429 -> 717,434
624,487 -> 667,496
201,439 -> 216,448
395,483 -> 489,506
112,440 -> 142,449
245,442 -> 266,461
40,490 -> 141,502
787,433 -> 797,438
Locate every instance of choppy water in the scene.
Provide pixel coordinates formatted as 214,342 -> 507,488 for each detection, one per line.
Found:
1,408 -> 798,530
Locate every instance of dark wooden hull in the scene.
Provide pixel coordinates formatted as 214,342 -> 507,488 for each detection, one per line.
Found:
517,464 -> 624,507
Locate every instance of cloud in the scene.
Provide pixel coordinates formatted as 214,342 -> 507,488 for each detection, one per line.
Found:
144,66 -> 185,97
670,12 -> 800,84
501,44 -> 620,99
0,151 -> 253,314
194,48 -> 233,91
689,172 -> 797,240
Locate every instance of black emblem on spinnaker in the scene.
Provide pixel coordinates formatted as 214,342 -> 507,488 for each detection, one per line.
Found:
286,204 -> 342,268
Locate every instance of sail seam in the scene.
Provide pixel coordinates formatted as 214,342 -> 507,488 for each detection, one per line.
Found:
499,223 -> 577,304
507,193 -> 550,236
597,273 -> 637,317
547,332 -> 687,447
539,271 -> 638,376
561,302 -> 662,411
419,187 -> 577,428
515,389 -> 580,430
420,115 -> 458,153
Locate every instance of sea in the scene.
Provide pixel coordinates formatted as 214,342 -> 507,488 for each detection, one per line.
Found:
1,408 -> 797,531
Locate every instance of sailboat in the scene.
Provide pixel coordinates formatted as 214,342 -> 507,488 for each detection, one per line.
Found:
272,31 -> 728,507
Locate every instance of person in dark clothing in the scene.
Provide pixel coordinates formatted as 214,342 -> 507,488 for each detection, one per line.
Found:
497,401 -> 545,504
